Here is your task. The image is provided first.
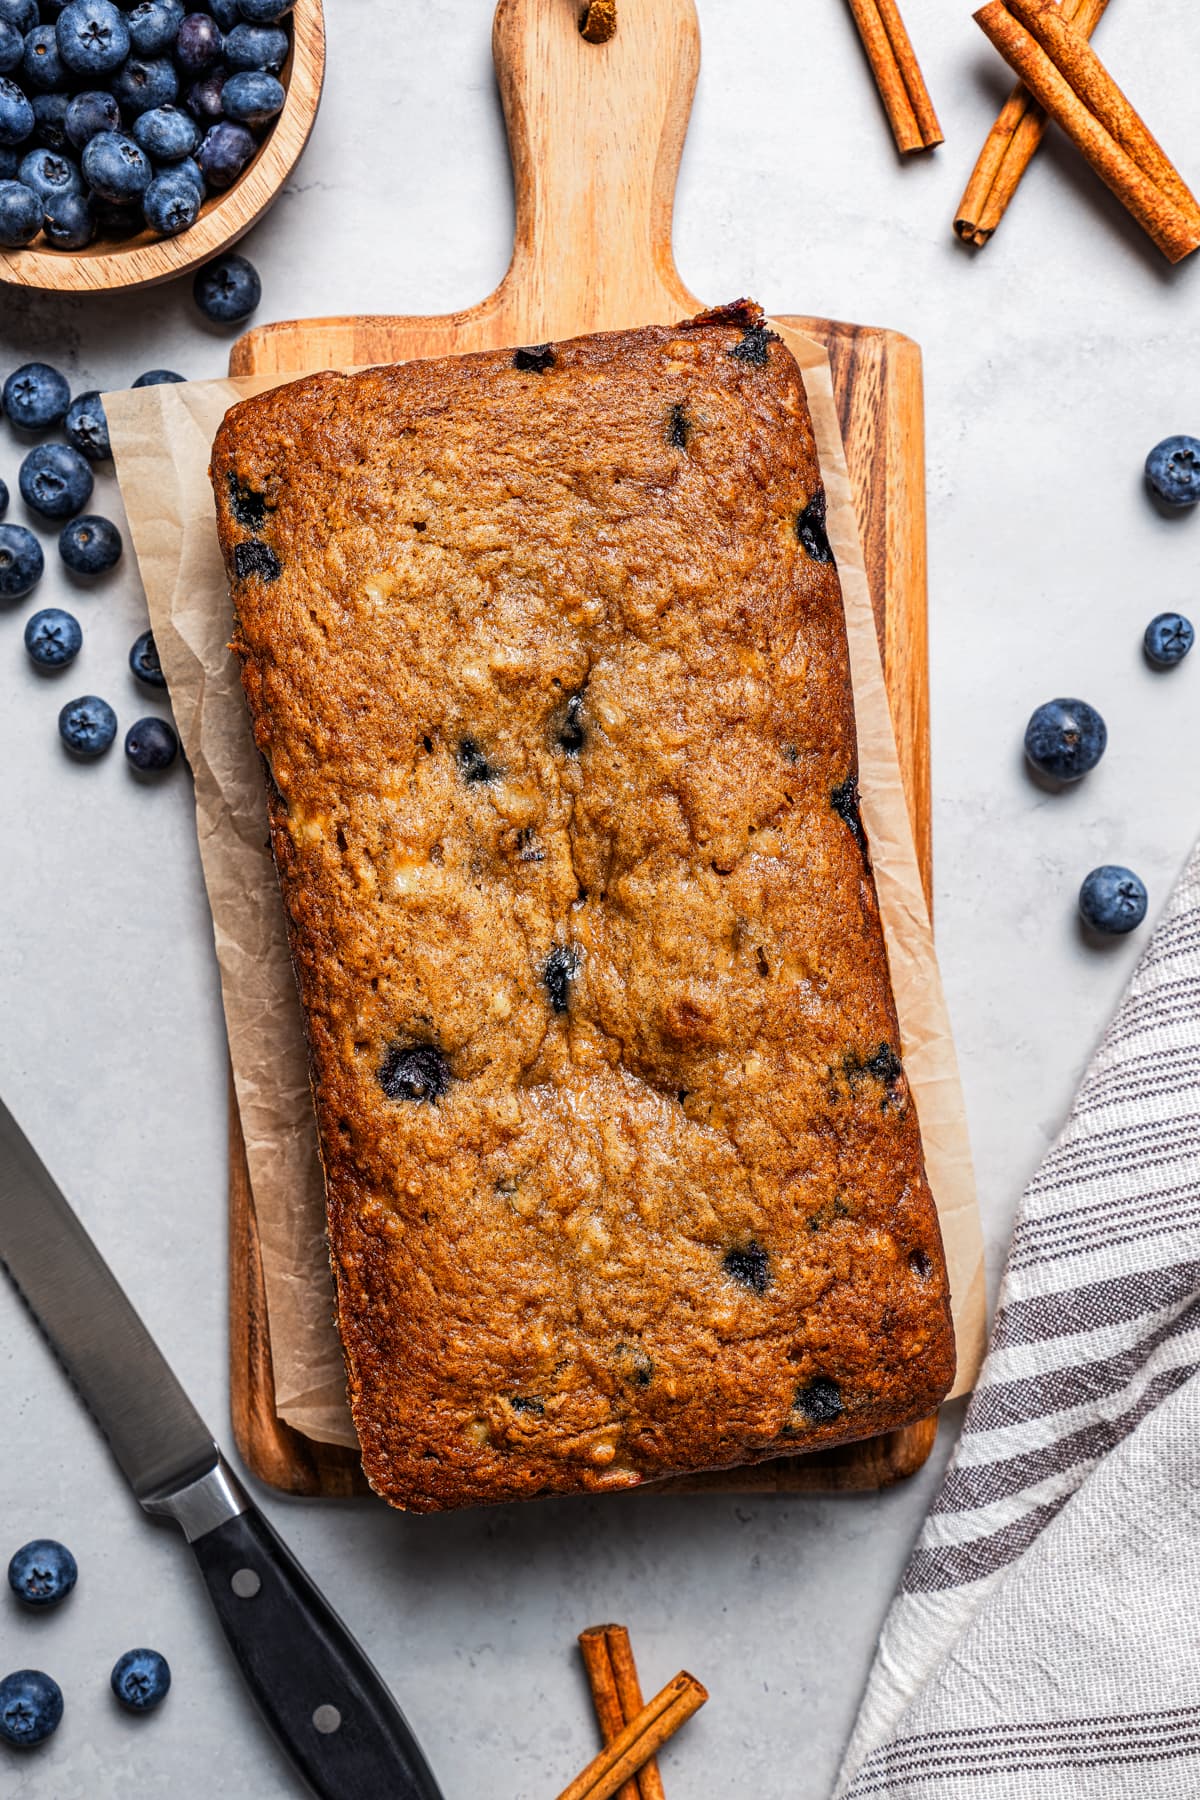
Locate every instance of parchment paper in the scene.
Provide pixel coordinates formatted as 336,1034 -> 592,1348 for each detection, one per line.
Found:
107,327 -> 986,1450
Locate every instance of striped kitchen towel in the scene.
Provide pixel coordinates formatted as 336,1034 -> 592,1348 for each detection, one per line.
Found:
836,840 -> 1200,1798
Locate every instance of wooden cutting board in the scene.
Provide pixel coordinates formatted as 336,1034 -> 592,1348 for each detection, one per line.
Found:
226,0 -> 936,1499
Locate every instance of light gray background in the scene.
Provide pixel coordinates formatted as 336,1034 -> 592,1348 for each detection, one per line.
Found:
2,2 -> 1198,1794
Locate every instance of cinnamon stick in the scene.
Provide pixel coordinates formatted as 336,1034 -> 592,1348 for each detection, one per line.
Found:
956,0 -> 1110,246
555,1672 -> 707,1800
973,0 -> 1200,262
579,1626 -> 665,1800
846,0 -> 943,154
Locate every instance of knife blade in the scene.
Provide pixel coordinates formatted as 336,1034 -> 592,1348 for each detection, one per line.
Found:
0,1093 -> 444,1800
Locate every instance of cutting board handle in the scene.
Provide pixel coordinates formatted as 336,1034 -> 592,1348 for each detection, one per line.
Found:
492,0 -> 702,338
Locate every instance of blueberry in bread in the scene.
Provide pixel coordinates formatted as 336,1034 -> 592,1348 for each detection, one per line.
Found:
211,301 -> 955,1512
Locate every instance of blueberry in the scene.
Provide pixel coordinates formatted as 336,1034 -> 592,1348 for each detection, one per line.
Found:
82,128 -> 151,200
173,151 -> 204,194
724,1241 -> 770,1292
1144,611 -> 1194,667
56,0 -> 130,74
513,344 -> 555,373
0,0 -> 38,29
129,625 -> 166,685
1024,697 -> 1107,783
0,21 -> 20,71
4,359 -> 70,428
133,100 -> 197,159
7,1539 -> 78,1606
173,10 -> 222,71
557,689 -> 585,753
456,735 -> 496,783
0,176 -> 38,240
65,88 -> 122,150
0,522 -> 43,597
132,366 -> 184,385
195,117 -> 253,187
65,388 -> 110,459
184,66 -> 225,121
236,0 -> 292,19
0,77 -> 34,147
193,246 -> 259,318
124,713 -> 177,771
43,187 -> 95,246
143,164 -> 199,232
17,144 -> 81,204
221,68 -> 282,125
223,21 -> 285,70
110,1647 -> 171,1712
22,21 -> 66,89
59,512 -> 121,573
126,0 -> 182,55
25,605 -> 83,668
92,196 -> 141,235
30,91 -> 71,151
209,0 -> 239,26
796,489 -> 834,564
793,1376 -> 843,1425
1079,865 -> 1147,936
543,943 -> 578,1012
58,692 -> 115,756
111,53 -> 178,115
19,443 -> 94,518
378,1042 -> 449,1103
0,1670 -> 63,1748
1145,435 -> 1200,508
729,322 -> 773,365
0,142 -> 16,173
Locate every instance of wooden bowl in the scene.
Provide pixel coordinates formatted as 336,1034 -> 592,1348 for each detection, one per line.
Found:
0,0 -> 325,295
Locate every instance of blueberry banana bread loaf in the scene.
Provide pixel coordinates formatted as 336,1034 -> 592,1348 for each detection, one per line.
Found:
211,301 -> 955,1512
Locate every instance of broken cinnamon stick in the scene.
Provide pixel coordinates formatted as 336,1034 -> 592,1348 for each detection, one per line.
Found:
956,0 -> 1110,246
579,1626 -> 665,1800
846,0 -> 943,154
555,1671 -> 707,1800
973,0 -> 1200,262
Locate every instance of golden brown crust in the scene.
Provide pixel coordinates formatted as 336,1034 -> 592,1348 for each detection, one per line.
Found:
211,303 -> 955,1512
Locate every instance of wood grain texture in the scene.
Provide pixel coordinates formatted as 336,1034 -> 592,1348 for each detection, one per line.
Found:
225,0 -> 935,1500
0,1 -> 325,294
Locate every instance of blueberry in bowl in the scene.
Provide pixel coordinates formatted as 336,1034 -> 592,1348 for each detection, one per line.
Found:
143,165 -> 201,234
1079,866 -> 1148,936
43,188 -> 96,248
1024,697 -> 1107,784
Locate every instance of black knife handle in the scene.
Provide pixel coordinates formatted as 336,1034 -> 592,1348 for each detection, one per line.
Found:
189,1504 -> 445,1800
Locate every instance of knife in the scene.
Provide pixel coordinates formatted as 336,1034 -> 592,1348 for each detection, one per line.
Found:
0,1094 -> 444,1800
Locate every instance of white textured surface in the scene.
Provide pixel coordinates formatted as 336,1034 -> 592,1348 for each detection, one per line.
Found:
1,2 -> 1198,1794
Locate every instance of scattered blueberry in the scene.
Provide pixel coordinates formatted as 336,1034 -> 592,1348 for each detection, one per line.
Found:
20,443 -> 93,518
184,66 -> 225,123
194,117 -> 253,187
65,389 -> 110,459
223,22 -> 286,70
30,91 -> 71,151
126,0 -> 184,56
22,24 -> 66,93
25,606 -> 83,668
236,0 -> 292,20
133,101 -> 197,160
1079,865 -> 1148,936
58,692 -> 115,757
59,512 -> 121,574
221,68 -> 282,126
142,165 -> 199,233
0,522 -> 42,597
129,626 -> 166,685
56,0 -> 131,77
193,247 -> 259,319
0,74 -> 33,146
124,714 -> 177,771
1144,611 -> 1194,668
0,1670 -> 63,1748
17,144 -> 80,204
174,11 -> 222,73
43,187 -> 95,246
0,22 -> 20,75
64,88 -> 121,150
82,127 -> 149,201
0,175 -> 38,241
1024,697 -> 1107,783
3,360 -> 70,429
1145,435 -> 1200,509
110,54 -> 178,116
7,1539 -> 78,1606
132,367 -> 183,386
110,1647 -> 171,1712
